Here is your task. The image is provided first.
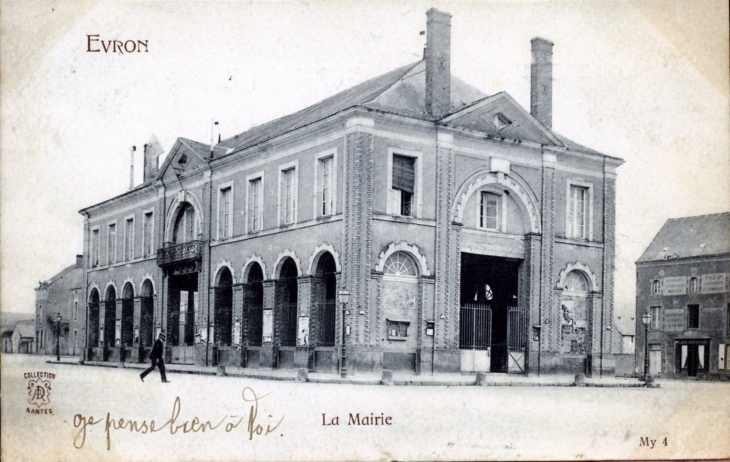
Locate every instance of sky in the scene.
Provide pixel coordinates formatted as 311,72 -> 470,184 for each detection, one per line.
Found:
1,0 -> 728,322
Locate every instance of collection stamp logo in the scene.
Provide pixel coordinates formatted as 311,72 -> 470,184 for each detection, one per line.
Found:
25,372 -> 56,415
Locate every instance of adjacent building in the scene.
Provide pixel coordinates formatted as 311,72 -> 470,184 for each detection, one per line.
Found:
79,9 -> 622,376
635,212 -> 730,380
34,256 -> 84,356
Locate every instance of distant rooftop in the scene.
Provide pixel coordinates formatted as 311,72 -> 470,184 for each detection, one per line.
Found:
637,212 -> 730,263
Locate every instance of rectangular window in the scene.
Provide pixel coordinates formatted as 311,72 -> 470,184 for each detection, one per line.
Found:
124,217 -> 134,261
568,185 -> 588,239
319,156 -> 333,216
219,186 -> 232,239
143,212 -> 153,257
392,154 -> 415,217
73,292 -> 78,321
480,192 -> 500,230
283,168 -> 295,225
387,320 -> 409,339
687,304 -> 699,329
107,223 -> 116,265
249,178 -> 262,232
650,306 -> 661,330
92,228 -> 100,267
719,343 -> 726,370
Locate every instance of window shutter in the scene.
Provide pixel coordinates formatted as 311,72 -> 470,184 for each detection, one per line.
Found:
392,155 -> 415,193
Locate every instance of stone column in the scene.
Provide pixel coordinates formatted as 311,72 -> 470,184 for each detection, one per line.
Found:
540,152 -> 557,354
260,280 -> 276,368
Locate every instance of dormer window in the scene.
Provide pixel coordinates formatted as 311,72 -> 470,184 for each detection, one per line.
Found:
494,113 -> 511,129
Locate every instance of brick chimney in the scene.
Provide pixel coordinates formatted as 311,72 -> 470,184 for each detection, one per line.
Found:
143,135 -> 163,182
76,255 -> 83,268
425,8 -> 451,119
530,37 -> 554,129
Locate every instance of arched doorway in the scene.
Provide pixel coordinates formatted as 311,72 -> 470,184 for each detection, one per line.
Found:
173,202 -> 197,243
312,252 -> 337,371
242,262 -> 264,368
381,251 -> 420,371
214,267 -> 233,347
275,257 -> 298,368
88,289 -> 100,351
104,286 -> 116,350
140,280 -> 154,348
121,283 -> 135,352
559,271 -> 590,355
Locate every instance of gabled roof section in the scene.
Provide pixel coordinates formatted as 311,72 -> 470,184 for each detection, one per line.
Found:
637,212 -> 730,263
14,323 -> 34,338
217,62 -> 423,154
440,92 -> 563,146
156,137 -> 219,182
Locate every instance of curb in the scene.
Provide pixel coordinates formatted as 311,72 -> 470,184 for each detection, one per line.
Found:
45,360 -> 648,388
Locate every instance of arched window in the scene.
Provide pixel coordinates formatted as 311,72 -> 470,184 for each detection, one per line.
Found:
689,277 -> 698,293
173,203 -> 197,243
383,252 -> 418,277
652,279 -> 661,295
564,271 -> 588,293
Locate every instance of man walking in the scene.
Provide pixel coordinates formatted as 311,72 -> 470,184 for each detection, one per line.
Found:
140,332 -> 169,383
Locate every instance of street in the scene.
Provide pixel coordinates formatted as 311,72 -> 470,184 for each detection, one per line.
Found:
2,354 -> 729,461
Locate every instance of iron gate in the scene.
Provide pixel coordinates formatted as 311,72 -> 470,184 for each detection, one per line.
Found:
507,305 -> 527,373
459,304 -> 492,372
315,300 -> 336,347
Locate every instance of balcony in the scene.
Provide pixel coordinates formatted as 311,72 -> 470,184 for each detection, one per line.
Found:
157,240 -> 205,267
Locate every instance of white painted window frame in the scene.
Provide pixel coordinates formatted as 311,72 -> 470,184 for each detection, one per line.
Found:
476,190 -> 507,231
216,181 -> 234,240
142,209 -> 155,257
106,220 -> 117,266
246,171 -> 264,234
566,179 -> 594,241
124,214 -> 135,262
277,160 -> 299,226
313,149 -> 337,218
387,148 -> 423,218
91,226 -> 101,268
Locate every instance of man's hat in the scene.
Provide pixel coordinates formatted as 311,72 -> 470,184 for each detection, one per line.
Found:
158,332 -> 166,341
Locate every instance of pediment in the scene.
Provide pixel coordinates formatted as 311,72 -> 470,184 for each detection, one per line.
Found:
156,138 -> 210,181
440,92 -> 563,146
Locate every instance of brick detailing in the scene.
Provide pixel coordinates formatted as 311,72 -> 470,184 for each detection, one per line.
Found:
602,176 -> 617,354
434,143 -> 454,349
374,274 -> 383,346
343,131 -> 374,347
540,160 -> 556,352
309,276 -> 324,346
451,225 -> 461,349
232,284 -> 243,345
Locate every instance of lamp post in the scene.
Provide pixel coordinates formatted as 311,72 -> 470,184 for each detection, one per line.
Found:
338,290 -> 350,378
56,313 -> 62,362
642,311 -> 652,380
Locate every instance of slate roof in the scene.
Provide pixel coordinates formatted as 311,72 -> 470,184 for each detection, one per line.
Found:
637,212 -> 730,263
214,59 -> 607,158
14,323 -> 35,338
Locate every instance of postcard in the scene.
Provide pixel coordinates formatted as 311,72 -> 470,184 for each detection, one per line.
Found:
1,1 -> 729,461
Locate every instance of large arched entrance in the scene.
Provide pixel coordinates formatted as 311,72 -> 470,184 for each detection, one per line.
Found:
242,262 -> 264,367
312,252 -> 337,371
275,257 -> 298,368
121,283 -> 135,360
381,251 -> 420,372
88,289 -> 100,356
213,266 -> 233,364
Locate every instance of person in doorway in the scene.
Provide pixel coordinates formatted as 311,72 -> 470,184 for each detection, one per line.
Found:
140,332 -> 169,383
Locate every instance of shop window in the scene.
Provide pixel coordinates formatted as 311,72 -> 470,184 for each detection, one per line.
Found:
387,320 -> 409,340
650,306 -> 661,330
687,304 -> 699,329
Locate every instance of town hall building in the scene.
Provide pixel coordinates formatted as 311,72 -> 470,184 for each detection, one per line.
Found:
79,9 -> 623,376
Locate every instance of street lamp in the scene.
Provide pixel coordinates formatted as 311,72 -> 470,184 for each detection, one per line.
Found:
641,310 -> 652,380
56,313 -> 62,362
338,290 -> 350,378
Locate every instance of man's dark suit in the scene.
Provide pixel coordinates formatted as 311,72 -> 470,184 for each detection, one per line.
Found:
140,339 -> 167,382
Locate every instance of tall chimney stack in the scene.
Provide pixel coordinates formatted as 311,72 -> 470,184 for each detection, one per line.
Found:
129,146 -> 136,190
425,8 -> 451,119
143,135 -> 163,183
530,37 -> 554,129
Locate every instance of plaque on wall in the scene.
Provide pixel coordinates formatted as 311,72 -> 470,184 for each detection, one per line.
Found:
701,273 -> 727,294
662,276 -> 687,296
663,308 -> 685,332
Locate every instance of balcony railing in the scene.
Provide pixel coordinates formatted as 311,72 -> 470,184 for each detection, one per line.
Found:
157,240 -> 205,267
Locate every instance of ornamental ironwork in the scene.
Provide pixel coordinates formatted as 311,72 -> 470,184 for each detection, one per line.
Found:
157,240 -> 204,267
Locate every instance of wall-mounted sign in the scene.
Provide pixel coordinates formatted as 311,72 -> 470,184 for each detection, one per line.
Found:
701,273 -> 727,294
663,308 -> 685,332
298,316 -> 309,346
232,319 -> 241,346
262,309 -> 273,343
663,276 -> 687,296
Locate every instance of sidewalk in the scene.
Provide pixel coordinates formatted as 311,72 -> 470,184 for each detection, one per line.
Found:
47,358 -> 647,388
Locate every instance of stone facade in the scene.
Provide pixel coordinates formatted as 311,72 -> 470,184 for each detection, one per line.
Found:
635,213 -> 730,380
78,9 -> 622,376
